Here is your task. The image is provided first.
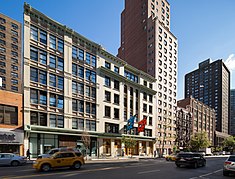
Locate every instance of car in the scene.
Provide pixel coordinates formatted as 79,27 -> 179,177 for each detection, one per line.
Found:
33,151 -> 85,172
37,147 -> 80,159
165,154 -> 177,161
223,155 -> 235,176
175,152 -> 206,168
0,153 -> 27,166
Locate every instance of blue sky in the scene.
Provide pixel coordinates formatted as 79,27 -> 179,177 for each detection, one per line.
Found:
1,0 -> 235,99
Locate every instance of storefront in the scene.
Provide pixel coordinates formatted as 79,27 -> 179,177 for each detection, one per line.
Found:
0,129 -> 24,155
28,132 -> 97,158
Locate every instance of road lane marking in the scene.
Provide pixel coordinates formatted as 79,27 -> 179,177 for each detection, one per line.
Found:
2,166 -> 121,179
189,168 -> 223,179
138,169 -> 160,174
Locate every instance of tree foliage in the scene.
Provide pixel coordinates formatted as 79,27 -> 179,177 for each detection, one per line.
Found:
223,136 -> 235,149
189,132 -> 210,151
121,136 -> 136,156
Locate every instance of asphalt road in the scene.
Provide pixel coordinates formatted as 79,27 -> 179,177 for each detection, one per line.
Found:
0,157 -> 231,179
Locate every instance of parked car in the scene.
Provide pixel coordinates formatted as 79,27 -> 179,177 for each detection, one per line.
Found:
37,147 -> 80,159
0,153 -> 27,166
165,154 -> 177,161
175,152 -> 206,168
223,155 -> 235,176
33,151 -> 84,172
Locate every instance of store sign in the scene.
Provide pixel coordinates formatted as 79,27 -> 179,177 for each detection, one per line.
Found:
0,129 -> 23,144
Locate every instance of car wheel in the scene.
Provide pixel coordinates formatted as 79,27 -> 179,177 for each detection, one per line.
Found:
193,162 -> 198,169
223,170 -> 229,176
73,162 -> 81,169
41,164 -> 51,172
11,160 -> 19,167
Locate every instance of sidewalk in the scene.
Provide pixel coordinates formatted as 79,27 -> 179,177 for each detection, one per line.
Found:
27,155 -> 160,164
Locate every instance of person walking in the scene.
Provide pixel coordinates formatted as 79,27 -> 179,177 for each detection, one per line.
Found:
26,149 -> 31,160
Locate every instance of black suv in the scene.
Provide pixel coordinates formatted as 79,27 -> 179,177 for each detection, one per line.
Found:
175,152 -> 206,168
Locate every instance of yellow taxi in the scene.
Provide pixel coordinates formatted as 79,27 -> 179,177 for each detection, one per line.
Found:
165,154 -> 177,161
33,151 -> 85,172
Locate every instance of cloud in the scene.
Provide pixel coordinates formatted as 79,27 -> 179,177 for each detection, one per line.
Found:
224,54 -> 235,71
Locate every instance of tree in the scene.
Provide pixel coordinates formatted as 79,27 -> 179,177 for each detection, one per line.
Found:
223,136 -> 235,153
121,136 -> 136,157
189,132 -> 210,151
81,131 -> 90,160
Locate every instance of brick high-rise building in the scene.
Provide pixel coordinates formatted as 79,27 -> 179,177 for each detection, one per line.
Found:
0,14 -> 24,155
185,59 -> 230,145
118,0 -> 178,154
230,89 -> 235,136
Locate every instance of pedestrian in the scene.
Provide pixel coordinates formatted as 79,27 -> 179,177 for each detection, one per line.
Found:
26,149 -> 31,160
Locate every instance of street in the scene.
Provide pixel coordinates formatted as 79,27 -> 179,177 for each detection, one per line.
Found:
0,157 -> 231,179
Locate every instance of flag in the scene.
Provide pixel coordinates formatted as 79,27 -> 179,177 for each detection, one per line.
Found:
127,114 -> 137,131
138,117 -> 147,133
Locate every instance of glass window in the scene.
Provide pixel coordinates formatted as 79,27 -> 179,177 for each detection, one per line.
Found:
105,76 -> 110,87
114,108 -> 119,119
78,100 -> 84,113
114,66 -> 119,73
78,66 -> 84,78
30,89 -> 38,104
49,35 -> 56,49
91,103 -> 96,115
49,55 -> 56,68
85,86 -> 90,97
105,91 -> 111,102
78,119 -> 84,130
11,72 -> 18,78
105,61 -> 111,69
30,46 -> 38,61
114,94 -> 119,104
0,25 -> 5,30
72,119 -> 78,129
78,83 -> 84,95
40,30 -> 47,45
79,49 -> 84,61
86,102 -> 90,114
30,67 -> 38,82
39,113 -> 47,126
39,90 -> 47,105
39,70 -> 47,85
57,76 -> 64,90
30,112 -> 38,125
114,80 -> 119,90
50,94 -> 56,107
49,74 -> 56,87
11,79 -> 18,85
105,106 -> 111,117
57,95 -> 64,109
72,99 -> 77,111
39,50 -> 47,65
58,39 -> 64,53
30,26 -> 38,41
91,87 -> 96,98
72,46 -> 77,59
57,57 -> 64,71
86,53 -> 90,64
72,63 -> 77,76
49,114 -> 56,127
91,55 -> 96,67
72,81 -> 77,93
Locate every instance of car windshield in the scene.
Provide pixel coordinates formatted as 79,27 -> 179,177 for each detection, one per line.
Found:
228,156 -> 235,162
177,154 -> 194,158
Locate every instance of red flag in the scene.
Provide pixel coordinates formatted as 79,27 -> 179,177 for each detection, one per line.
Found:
138,117 -> 147,133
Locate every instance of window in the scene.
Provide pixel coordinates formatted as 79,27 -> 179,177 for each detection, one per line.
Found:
30,89 -> 38,104
105,76 -> 111,87
30,67 -> 38,82
49,94 -> 56,107
85,86 -> 90,97
105,61 -> 111,69
49,74 -> 56,87
149,106 -> 153,113
143,104 -> 147,112
114,108 -> 119,119
40,30 -> 47,45
105,106 -> 111,117
11,51 -> 18,57
78,66 -> 84,78
0,39 -> 5,45
86,102 -> 90,114
86,120 -> 96,131
91,55 -> 96,67
11,79 -> 18,85
58,76 -> 64,90
78,100 -> 84,113
37,50 -> 46,65
11,37 -> 17,43
11,23 -> 18,30
149,117 -> 152,126
30,26 -> 38,41
114,94 -> 119,104
30,112 -> 47,126
114,80 -> 119,90
114,66 -> 119,73
39,91 -> 47,105
105,91 -> 111,102
11,86 -> 18,91
11,72 -> 18,78
105,123 -> 119,134
72,46 -> 77,59
86,53 -> 91,64
39,70 -> 47,85
58,39 -> 64,53
49,114 -> 64,128
79,49 -> 84,61
30,46 -> 38,61
49,54 -> 56,68
85,69 -> 96,83
58,58 -> 63,71
0,105 -> 18,125
143,92 -> 147,100
49,35 -> 56,49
